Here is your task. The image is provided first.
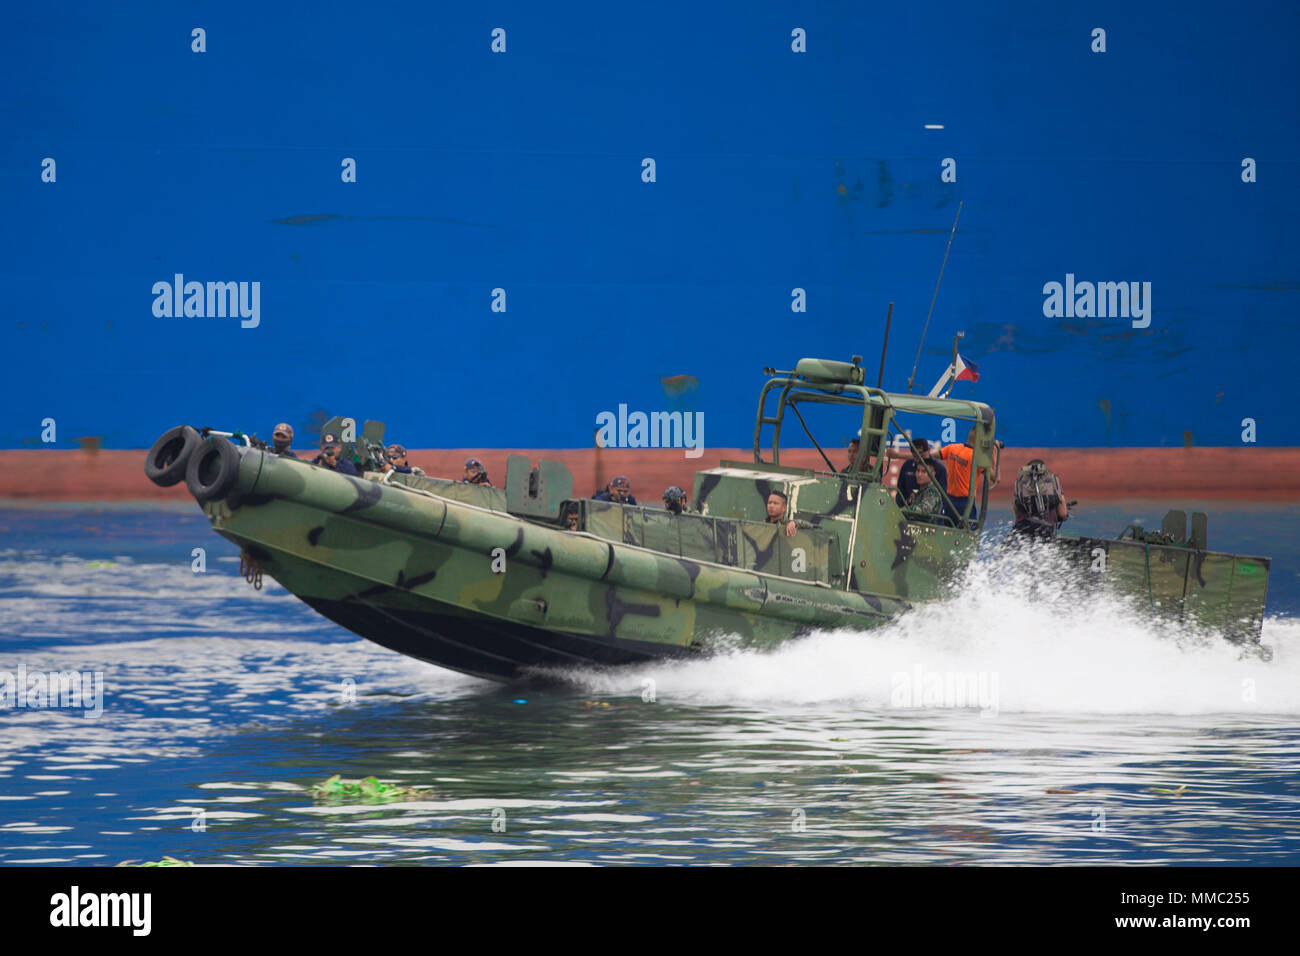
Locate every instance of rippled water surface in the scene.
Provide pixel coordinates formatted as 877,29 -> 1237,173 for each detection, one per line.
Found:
1,503 -> 1297,865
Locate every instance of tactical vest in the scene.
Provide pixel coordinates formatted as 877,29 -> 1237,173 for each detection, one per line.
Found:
1013,464 -> 1062,520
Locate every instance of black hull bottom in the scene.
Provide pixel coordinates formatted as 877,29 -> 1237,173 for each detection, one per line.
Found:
302,596 -> 694,683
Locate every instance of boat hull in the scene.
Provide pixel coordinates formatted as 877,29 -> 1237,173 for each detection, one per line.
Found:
171,436 -> 1271,680
197,448 -> 905,681
1048,532 -> 1270,644
228,533 -> 693,681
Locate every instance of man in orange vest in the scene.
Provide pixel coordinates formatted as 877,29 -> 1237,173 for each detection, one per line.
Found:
937,428 -> 1001,526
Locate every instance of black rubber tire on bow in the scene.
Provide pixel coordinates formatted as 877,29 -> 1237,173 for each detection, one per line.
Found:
144,425 -> 202,487
185,436 -> 242,503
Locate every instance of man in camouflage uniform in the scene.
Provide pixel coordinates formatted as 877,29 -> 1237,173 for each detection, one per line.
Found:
765,490 -> 799,537
894,439 -> 947,510
900,465 -> 947,521
841,431 -> 861,473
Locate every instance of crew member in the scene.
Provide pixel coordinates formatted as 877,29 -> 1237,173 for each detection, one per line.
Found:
271,423 -> 296,458
894,439 -> 947,509
593,476 -> 637,504
937,428 -> 1001,525
765,490 -> 798,538
662,485 -> 689,514
461,457 -> 492,486
382,444 -> 425,476
841,432 -> 861,473
1011,459 -> 1070,540
902,464 -> 946,519
314,438 -> 359,476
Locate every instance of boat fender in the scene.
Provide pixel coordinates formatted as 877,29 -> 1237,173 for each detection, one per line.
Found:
185,436 -> 242,503
144,425 -> 202,487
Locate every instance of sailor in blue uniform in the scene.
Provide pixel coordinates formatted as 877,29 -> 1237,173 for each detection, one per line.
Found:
593,475 -> 637,505
313,433 -> 358,476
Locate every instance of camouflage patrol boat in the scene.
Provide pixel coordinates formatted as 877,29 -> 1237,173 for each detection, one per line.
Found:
144,357 -> 1272,681
1048,511 -> 1271,656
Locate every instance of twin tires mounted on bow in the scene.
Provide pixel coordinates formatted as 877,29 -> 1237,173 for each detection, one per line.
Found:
143,425 -> 240,502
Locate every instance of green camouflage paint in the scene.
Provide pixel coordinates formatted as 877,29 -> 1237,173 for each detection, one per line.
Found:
159,358 -> 1271,679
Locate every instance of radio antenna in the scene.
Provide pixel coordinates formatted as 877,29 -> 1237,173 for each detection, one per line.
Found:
907,200 -> 963,394
876,302 -> 893,389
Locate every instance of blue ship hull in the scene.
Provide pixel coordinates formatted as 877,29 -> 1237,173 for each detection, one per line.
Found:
3,1 -> 1297,450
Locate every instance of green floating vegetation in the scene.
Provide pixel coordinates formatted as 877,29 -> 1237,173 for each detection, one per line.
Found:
308,774 -> 430,804
117,856 -> 193,867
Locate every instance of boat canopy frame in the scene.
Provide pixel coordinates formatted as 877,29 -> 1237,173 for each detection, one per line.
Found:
752,361 -> 1000,528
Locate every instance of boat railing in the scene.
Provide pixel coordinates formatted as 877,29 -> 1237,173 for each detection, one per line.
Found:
200,428 -> 253,448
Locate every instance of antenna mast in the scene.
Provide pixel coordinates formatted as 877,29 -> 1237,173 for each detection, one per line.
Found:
907,200 -> 963,394
876,302 -> 893,389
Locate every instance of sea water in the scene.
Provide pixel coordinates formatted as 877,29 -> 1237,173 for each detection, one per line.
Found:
0,503 -> 1296,865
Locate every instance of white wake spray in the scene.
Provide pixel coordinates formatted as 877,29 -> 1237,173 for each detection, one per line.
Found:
562,544 -> 1299,715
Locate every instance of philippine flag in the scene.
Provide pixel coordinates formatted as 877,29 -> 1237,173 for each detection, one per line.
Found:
954,353 -> 980,383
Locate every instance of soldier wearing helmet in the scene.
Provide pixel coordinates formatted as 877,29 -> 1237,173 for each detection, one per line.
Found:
662,485 -> 690,515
